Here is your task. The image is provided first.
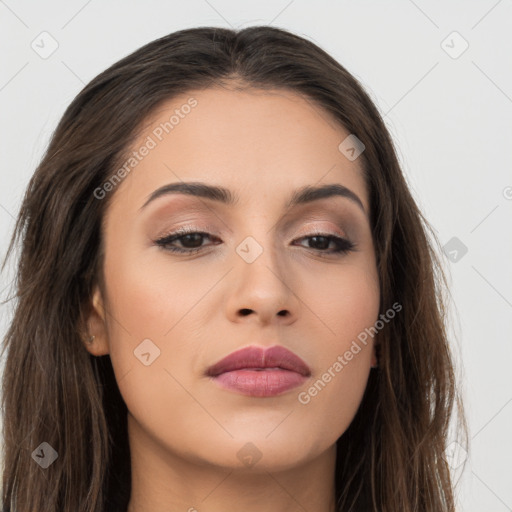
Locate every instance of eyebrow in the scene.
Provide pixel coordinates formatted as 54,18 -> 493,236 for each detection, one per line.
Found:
139,181 -> 367,215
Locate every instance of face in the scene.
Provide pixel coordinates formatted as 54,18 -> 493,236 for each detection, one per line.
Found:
86,85 -> 380,472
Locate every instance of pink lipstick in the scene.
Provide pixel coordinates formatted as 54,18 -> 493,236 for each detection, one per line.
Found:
206,345 -> 311,397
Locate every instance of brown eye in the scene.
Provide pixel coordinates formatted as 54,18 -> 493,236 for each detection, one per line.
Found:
154,228 -> 356,257
154,228 -> 220,254
293,233 -> 356,256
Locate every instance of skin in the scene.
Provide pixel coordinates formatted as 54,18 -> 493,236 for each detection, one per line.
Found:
84,85 -> 380,512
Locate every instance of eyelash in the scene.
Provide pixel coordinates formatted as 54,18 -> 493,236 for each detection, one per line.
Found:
154,226 -> 356,257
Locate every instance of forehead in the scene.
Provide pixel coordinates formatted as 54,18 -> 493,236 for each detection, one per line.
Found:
105,86 -> 369,217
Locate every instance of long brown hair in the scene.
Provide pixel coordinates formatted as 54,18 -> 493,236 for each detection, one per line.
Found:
1,25 -> 466,511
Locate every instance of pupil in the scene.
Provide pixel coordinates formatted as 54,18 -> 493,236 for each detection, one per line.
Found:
311,235 -> 328,250
183,234 -> 202,248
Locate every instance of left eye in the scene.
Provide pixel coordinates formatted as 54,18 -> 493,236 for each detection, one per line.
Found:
154,230 -> 356,256
294,233 -> 356,255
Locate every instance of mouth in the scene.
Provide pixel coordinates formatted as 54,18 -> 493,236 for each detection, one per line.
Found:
206,345 -> 311,397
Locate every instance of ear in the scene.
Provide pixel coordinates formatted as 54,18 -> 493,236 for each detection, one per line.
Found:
82,284 -> 110,356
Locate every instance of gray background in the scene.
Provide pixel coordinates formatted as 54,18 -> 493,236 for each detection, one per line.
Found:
1,1 -> 511,510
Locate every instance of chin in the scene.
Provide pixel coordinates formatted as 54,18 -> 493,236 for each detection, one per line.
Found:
188,430 -> 326,473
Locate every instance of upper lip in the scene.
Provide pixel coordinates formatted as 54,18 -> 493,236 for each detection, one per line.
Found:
206,345 -> 311,377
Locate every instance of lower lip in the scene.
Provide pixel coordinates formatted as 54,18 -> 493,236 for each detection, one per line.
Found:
211,369 -> 308,397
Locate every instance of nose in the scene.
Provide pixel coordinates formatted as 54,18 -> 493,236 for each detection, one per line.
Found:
224,235 -> 300,326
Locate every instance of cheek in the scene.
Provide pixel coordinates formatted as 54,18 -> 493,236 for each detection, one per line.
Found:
103,242 -> 208,341
296,359 -> 371,449
294,260 -> 379,428
99,246 -> 190,391
301,257 -> 380,351
101,253 -> 205,436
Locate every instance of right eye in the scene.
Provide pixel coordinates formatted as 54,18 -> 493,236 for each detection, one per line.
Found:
154,228 -> 220,254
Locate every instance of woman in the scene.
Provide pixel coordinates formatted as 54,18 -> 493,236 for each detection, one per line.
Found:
1,25 -> 466,511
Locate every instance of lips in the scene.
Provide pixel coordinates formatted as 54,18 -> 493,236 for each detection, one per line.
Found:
206,345 -> 311,397
206,345 -> 311,378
